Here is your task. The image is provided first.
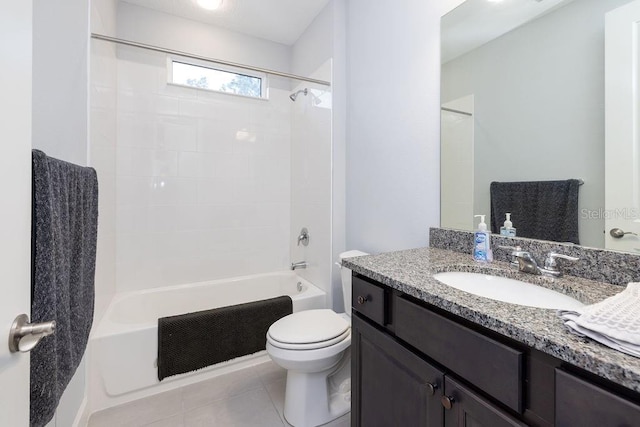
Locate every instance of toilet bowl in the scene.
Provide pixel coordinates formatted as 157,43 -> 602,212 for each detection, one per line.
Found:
265,250 -> 368,427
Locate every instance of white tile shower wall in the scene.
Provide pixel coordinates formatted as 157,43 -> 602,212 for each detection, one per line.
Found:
290,2 -> 335,302
114,49 -> 292,292
90,0 -> 119,325
90,45 -> 118,325
290,61 -> 332,302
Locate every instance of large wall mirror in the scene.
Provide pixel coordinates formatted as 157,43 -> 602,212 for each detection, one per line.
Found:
440,0 -> 640,253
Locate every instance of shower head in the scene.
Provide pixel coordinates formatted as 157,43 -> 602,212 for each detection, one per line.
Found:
289,88 -> 308,101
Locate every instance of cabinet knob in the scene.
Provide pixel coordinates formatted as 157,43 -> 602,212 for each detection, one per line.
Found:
441,395 -> 455,410
426,382 -> 439,396
357,295 -> 368,305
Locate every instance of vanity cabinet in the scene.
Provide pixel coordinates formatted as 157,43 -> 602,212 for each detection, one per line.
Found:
555,369 -> 640,426
352,315 -> 443,426
352,313 -> 527,427
351,273 -> 640,427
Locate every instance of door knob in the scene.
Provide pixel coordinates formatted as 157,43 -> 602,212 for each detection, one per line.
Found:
8,314 -> 55,353
610,228 -> 638,238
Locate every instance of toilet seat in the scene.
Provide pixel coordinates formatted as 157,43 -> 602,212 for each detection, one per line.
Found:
268,328 -> 351,350
268,309 -> 349,349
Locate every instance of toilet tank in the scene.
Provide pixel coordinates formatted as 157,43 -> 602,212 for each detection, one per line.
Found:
339,250 -> 368,315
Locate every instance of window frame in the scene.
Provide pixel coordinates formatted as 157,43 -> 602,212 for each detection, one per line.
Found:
167,56 -> 269,100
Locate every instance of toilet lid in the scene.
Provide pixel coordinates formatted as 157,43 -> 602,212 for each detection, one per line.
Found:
268,309 -> 349,345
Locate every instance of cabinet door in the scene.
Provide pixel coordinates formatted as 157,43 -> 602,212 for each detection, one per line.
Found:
352,315 -> 444,427
555,369 -> 640,427
443,376 -> 527,427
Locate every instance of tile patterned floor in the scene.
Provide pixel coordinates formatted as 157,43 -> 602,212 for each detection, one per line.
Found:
88,361 -> 350,427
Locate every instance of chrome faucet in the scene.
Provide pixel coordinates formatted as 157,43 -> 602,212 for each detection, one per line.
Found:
291,261 -> 308,270
497,246 -> 579,277
297,227 -> 310,246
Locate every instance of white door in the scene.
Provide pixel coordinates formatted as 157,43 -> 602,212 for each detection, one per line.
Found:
605,0 -> 640,252
0,0 -> 33,425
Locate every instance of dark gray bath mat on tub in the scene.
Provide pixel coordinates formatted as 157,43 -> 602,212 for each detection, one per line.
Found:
157,295 -> 292,380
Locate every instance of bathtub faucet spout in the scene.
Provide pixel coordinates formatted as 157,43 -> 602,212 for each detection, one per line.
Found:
291,261 -> 308,270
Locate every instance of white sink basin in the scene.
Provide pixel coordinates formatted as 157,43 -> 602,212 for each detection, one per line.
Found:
433,272 -> 584,310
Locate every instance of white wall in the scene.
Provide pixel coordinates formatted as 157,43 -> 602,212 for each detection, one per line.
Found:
330,0 -> 348,311
345,0 -> 442,254
32,0 -> 90,425
441,0 -> 630,248
292,2 -> 333,80
442,0 -> 467,15
32,0 -> 89,165
117,3 -> 291,76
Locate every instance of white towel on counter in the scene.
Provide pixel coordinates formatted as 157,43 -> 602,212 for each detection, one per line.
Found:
558,282 -> 640,358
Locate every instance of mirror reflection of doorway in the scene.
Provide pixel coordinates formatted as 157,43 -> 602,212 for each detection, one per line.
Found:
441,95 -> 474,231
604,0 -> 640,253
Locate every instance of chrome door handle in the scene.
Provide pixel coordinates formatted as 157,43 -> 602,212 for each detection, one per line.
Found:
610,228 -> 638,238
8,314 -> 55,353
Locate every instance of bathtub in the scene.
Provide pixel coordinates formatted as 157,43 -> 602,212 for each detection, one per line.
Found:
89,271 -> 326,411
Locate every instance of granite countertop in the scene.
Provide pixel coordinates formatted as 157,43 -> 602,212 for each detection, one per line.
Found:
342,246 -> 640,393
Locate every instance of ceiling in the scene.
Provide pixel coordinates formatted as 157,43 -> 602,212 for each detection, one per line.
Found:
441,0 -> 576,63
122,0 -> 332,46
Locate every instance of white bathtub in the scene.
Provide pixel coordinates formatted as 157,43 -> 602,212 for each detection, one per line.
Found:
89,271 -> 326,411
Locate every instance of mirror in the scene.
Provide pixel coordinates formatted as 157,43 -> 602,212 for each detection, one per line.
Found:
440,0 -> 635,251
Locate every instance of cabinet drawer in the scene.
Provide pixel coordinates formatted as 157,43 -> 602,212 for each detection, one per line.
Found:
443,376 -> 527,427
395,296 -> 523,413
352,275 -> 386,326
555,369 -> 640,426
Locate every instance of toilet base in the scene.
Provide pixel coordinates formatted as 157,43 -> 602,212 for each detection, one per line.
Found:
283,350 -> 351,427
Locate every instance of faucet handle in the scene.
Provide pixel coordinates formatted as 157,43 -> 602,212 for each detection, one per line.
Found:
544,252 -> 579,270
497,245 -> 522,252
496,245 -> 523,267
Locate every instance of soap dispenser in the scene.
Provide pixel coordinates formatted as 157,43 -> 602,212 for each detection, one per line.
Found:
473,215 -> 493,262
500,213 -> 517,237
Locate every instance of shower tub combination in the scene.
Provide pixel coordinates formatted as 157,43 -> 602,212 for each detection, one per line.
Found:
88,271 -> 326,411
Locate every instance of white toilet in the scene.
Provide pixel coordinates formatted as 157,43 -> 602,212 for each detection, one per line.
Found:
266,250 -> 368,427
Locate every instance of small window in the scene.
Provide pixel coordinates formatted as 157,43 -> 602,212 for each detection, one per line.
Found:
169,59 -> 266,99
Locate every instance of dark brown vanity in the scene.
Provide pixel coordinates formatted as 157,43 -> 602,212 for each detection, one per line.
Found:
350,273 -> 640,427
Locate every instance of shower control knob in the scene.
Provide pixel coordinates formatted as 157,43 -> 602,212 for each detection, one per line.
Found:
357,295 -> 368,305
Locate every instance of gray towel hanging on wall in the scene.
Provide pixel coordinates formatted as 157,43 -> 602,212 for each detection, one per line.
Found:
490,179 -> 580,244
30,150 -> 99,427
